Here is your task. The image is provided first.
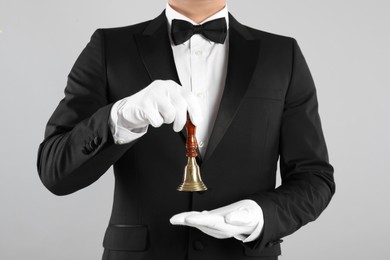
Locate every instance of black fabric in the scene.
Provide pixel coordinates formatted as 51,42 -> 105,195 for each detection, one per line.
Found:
37,10 -> 335,260
171,17 -> 227,45
103,225 -> 148,251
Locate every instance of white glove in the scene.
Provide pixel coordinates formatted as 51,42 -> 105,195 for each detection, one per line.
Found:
170,199 -> 264,243
109,80 -> 203,144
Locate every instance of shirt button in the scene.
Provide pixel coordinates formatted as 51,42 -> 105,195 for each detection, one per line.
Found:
194,50 -> 202,56
193,240 -> 204,251
198,141 -> 204,148
196,92 -> 205,98
117,139 -> 125,145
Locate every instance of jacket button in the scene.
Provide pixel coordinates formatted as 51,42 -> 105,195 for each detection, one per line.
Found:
193,240 -> 204,251
93,136 -> 101,146
82,147 -> 90,154
90,140 -> 98,149
87,142 -> 95,151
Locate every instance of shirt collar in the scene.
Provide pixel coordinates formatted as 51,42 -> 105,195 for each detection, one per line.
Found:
165,3 -> 229,45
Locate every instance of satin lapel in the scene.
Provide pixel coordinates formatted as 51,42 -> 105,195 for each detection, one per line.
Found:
203,14 -> 260,164
135,11 -> 180,84
135,11 -> 189,144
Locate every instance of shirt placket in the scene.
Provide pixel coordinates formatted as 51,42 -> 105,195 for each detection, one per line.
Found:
189,35 -> 209,153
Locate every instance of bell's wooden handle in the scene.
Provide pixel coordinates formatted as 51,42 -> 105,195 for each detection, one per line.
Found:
177,113 -> 207,192
185,113 -> 198,158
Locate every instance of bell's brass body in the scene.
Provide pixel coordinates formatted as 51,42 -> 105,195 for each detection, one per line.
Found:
177,115 -> 207,192
177,157 -> 207,192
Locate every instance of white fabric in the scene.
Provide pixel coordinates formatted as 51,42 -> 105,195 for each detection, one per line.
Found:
170,199 -> 264,243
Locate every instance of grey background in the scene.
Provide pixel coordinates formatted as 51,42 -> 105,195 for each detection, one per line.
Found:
1,0 -> 389,259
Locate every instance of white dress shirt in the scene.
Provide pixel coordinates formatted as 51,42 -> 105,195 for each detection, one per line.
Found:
165,4 -> 229,156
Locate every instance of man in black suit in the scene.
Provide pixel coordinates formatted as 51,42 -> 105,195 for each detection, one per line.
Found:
37,0 -> 335,259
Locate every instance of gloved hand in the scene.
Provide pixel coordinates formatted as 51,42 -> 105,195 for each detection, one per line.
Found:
170,199 -> 264,242
109,80 -> 203,144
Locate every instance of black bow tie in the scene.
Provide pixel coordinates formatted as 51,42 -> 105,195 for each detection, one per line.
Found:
171,17 -> 227,45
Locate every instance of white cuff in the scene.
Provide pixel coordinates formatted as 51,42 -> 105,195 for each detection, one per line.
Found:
109,101 -> 148,145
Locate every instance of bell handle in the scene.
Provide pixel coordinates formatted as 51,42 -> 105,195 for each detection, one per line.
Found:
186,113 -> 198,158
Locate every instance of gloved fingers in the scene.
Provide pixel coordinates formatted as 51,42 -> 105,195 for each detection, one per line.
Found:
170,210 -> 256,239
170,211 -> 224,231
172,216 -> 231,239
181,90 -> 203,126
140,80 -> 180,128
185,212 -> 255,237
208,203 -> 239,215
207,199 -> 255,215
173,107 -> 187,132
199,224 -> 255,239
149,79 -> 181,91
156,97 -> 176,125
196,226 -> 232,239
168,90 -> 188,132
147,80 -> 202,128
143,108 -> 164,128
170,211 -> 202,225
170,211 -> 233,239
169,200 -> 263,241
116,80 -> 192,130
207,221 -> 255,237
184,211 -> 224,229
209,199 -> 261,217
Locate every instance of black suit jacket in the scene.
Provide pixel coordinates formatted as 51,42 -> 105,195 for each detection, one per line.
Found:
37,11 -> 335,260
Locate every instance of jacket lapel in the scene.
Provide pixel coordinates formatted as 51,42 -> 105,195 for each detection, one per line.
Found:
135,12 -> 191,143
135,12 -> 260,164
135,11 -> 181,84
203,14 -> 260,164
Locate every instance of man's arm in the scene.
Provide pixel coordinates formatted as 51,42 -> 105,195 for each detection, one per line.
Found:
37,29 -> 133,195
170,38 -> 335,252
246,38 -> 335,250
37,29 -> 202,196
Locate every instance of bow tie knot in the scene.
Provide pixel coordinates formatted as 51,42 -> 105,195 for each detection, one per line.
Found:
171,18 -> 227,45
193,25 -> 203,34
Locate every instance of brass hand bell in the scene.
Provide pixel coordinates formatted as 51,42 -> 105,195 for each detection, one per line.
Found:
177,115 -> 207,192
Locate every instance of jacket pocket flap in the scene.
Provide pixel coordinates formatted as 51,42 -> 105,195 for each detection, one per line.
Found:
244,243 -> 281,257
103,224 -> 148,251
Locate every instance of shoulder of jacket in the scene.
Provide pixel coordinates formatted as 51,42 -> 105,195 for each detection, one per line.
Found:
97,19 -> 152,37
243,25 -> 294,43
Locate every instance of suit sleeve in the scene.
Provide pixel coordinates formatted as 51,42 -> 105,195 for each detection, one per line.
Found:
37,29 -> 134,195
247,39 -> 336,251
